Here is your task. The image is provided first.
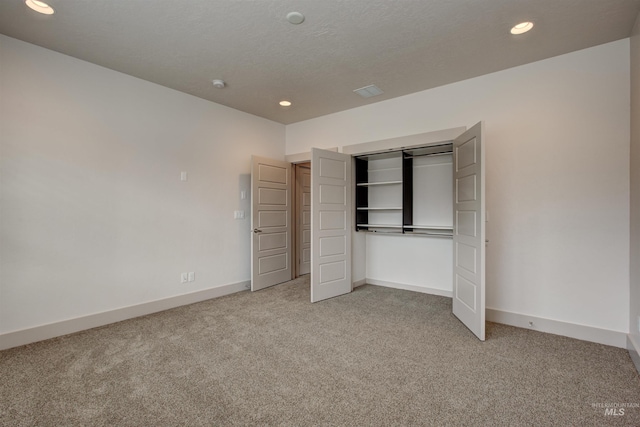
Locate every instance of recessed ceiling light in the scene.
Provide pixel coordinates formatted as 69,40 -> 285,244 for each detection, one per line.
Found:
286,12 -> 305,25
279,100 -> 292,107
25,0 -> 55,15
511,21 -> 534,35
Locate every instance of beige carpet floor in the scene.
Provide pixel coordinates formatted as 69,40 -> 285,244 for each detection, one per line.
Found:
1,276 -> 639,426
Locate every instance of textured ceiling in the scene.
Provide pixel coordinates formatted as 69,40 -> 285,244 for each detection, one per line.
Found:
1,0 -> 639,124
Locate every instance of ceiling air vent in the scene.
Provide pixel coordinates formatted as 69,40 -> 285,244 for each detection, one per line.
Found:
353,84 -> 384,98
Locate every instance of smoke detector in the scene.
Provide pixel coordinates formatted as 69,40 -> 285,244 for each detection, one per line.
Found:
286,12 -> 305,25
212,79 -> 226,89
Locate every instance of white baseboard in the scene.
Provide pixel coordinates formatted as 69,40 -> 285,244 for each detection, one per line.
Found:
3,280 -> 627,352
363,281 -> 625,348
0,280 -> 250,351
366,278 -> 453,298
487,308 -> 627,348
628,334 -> 640,373
353,279 -> 367,288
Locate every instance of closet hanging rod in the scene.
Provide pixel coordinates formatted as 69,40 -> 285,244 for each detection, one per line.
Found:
405,231 -> 453,237
359,230 -> 453,238
410,233 -> 453,238
403,151 -> 453,159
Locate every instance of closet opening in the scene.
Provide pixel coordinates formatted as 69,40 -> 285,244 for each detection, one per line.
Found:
252,122 -> 484,339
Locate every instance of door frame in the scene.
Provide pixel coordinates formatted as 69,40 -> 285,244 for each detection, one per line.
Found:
291,163 -> 298,279
292,162 -> 311,279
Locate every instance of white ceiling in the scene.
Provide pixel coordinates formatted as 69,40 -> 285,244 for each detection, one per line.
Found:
1,0 -> 639,124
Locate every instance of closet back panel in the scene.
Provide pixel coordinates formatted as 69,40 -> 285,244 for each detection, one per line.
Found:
412,154 -> 453,227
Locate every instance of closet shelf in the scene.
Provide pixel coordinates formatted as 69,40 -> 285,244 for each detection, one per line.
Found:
357,207 -> 402,211
356,181 -> 402,187
356,224 -> 403,229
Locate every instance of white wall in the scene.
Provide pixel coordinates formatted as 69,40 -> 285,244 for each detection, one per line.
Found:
287,40 -> 631,336
630,15 -> 640,346
0,35 -> 285,336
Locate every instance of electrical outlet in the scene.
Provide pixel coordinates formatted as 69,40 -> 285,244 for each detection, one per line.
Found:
188,272 -> 195,282
181,273 -> 188,284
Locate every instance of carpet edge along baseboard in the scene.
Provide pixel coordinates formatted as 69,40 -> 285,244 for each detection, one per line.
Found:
0,280 -> 250,351
486,308 -> 627,348
1,280 -> 627,351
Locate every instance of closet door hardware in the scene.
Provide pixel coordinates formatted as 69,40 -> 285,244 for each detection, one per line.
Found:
253,228 -> 263,233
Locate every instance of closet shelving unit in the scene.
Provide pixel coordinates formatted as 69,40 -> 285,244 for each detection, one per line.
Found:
355,143 -> 454,236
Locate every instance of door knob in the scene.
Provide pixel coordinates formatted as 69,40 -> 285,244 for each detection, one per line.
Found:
253,228 -> 263,233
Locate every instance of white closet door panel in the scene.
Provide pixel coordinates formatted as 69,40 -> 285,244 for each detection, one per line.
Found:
452,122 -> 486,341
311,148 -> 352,303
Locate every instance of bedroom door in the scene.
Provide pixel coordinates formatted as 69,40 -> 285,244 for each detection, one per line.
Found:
250,156 -> 292,291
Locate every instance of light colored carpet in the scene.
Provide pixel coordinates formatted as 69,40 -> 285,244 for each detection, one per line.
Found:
1,276 -> 639,426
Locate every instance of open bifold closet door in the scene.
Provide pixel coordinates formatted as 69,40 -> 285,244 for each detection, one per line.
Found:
452,122 -> 486,341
